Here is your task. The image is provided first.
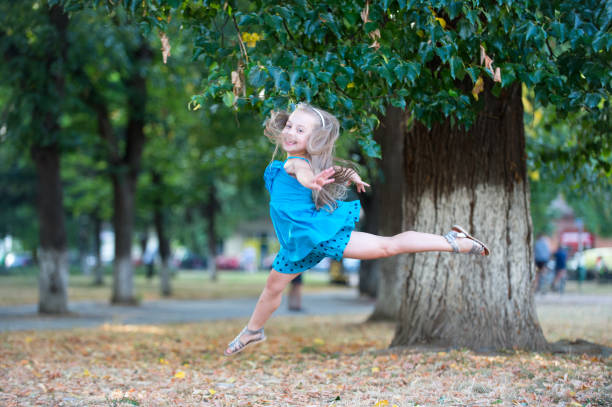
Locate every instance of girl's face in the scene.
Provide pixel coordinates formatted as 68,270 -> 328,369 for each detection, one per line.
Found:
281,109 -> 318,157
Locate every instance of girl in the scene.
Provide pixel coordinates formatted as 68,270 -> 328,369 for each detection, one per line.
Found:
224,103 -> 490,356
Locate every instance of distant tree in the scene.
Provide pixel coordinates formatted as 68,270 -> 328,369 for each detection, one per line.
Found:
1,2 -> 72,313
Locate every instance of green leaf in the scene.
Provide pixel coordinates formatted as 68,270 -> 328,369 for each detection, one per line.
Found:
550,21 -> 567,42
390,97 -> 406,109
435,44 -> 453,63
525,23 -> 539,43
449,56 -> 462,79
316,71 -> 332,83
248,65 -> 267,87
358,137 -> 381,158
584,93 -> 602,109
222,91 -> 234,107
465,66 -> 480,82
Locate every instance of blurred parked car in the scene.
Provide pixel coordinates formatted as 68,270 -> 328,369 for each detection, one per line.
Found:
215,255 -> 240,270
3,252 -> 33,269
177,252 -> 208,270
567,247 -> 612,280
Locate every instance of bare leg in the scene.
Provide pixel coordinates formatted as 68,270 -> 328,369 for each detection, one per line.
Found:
225,269 -> 299,352
342,230 -> 481,260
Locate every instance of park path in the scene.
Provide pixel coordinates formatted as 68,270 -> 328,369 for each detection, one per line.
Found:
0,290 -> 610,332
0,289 -> 375,332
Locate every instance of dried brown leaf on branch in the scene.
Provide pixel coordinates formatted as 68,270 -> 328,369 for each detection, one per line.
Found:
360,1 -> 381,50
231,63 -> 246,98
159,32 -> 171,64
479,45 -> 502,83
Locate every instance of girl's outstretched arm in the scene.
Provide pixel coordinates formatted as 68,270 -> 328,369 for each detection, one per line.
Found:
285,158 -> 335,191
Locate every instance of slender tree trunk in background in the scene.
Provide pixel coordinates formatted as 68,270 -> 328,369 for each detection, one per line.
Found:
204,184 -> 219,281
31,145 -> 68,314
32,4 -> 69,314
368,106 -> 407,321
78,216 -> 89,274
358,189 -> 379,298
92,211 -> 104,285
111,174 -> 138,303
110,42 -> 150,304
391,82 -> 548,351
153,171 -> 172,296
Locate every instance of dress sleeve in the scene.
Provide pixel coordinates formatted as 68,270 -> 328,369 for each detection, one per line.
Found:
263,161 -> 282,192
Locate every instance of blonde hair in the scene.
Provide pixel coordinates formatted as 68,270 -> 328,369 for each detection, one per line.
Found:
264,102 -> 357,211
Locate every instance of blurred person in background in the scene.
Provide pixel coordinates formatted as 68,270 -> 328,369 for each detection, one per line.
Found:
534,234 -> 551,292
553,246 -> 568,294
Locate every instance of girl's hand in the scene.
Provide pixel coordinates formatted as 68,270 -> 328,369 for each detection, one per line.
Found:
349,172 -> 370,193
310,167 -> 336,191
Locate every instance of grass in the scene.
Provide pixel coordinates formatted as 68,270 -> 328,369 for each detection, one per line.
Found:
0,302 -> 610,406
0,268 -> 342,306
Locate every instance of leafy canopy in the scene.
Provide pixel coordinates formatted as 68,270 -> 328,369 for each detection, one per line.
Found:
57,0 -> 610,173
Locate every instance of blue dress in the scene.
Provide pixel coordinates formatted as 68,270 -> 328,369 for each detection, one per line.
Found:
264,157 -> 361,274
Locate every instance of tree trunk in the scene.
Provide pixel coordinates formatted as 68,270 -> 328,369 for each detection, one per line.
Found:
92,211 -> 104,286
204,184 -> 219,281
32,4 -> 69,315
391,82 -> 548,351
111,174 -> 137,304
109,42 -> 150,304
153,171 -> 172,296
31,145 -> 69,314
358,189 -> 379,298
369,106 -> 407,321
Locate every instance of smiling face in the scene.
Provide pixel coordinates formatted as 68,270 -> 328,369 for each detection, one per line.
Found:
281,109 -> 319,157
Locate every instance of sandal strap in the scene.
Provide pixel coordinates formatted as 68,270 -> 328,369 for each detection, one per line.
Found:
443,230 -> 460,253
469,241 -> 484,255
227,326 -> 265,354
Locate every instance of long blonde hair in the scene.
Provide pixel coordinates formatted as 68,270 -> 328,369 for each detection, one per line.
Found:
264,102 -> 356,211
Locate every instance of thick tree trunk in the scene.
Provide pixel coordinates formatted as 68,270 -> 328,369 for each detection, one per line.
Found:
92,211 -> 104,286
31,145 -> 69,314
153,171 -> 172,296
368,106 -> 407,321
32,4 -> 69,315
391,82 -> 548,351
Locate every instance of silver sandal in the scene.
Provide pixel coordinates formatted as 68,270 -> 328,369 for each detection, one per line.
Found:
224,326 -> 267,356
444,225 -> 490,256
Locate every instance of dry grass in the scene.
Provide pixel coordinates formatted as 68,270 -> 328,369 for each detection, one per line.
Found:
0,302 -> 610,406
0,270 -> 338,306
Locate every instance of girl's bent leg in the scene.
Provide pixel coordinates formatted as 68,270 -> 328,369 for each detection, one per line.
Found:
247,269 -> 299,329
342,230 -> 459,260
225,269 -> 299,353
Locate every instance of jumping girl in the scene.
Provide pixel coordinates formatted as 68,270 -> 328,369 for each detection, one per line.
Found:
224,103 -> 490,356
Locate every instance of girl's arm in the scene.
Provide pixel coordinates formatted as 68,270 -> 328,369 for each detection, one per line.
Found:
286,158 -> 335,191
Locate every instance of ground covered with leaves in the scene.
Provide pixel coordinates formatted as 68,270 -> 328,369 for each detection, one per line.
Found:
1,302 -> 610,406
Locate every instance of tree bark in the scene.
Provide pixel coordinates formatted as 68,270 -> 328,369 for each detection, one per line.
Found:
391,81 -> 548,351
153,171 -> 172,296
92,211 -> 104,285
109,42 -> 150,304
111,174 -> 138,303
31,4 -> 69,315
204,184 -> 219,281
31,145 -> 69,314
368,106 -> 407,321
358,189 -> 379,298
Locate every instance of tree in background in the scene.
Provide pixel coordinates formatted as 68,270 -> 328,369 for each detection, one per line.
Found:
1,2 -> 72,313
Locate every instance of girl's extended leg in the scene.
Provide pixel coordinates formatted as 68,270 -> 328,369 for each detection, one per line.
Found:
225,269 -> 299,354
342,230 -> 480,260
